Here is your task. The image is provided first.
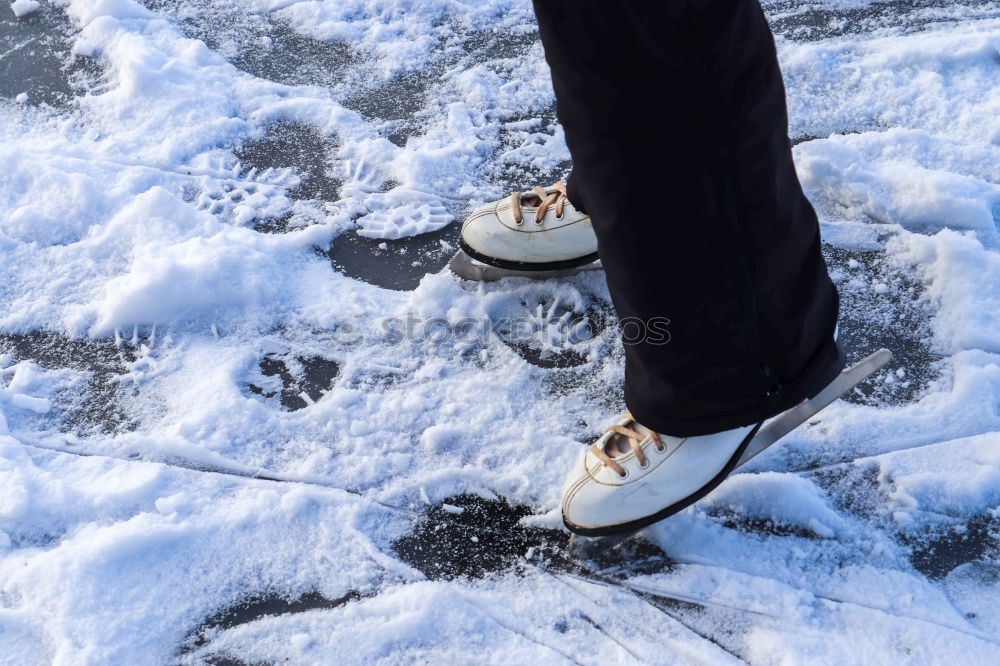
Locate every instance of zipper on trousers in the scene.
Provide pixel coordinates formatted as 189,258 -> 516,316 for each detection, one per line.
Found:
721,156 -> 783,403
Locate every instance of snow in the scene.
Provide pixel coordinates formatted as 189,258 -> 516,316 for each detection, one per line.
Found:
797,129 -> 1000,233
2,0 -> 1000,663
889,230 -> 1000,354
863,432 -> 1000,519
353,193 -> 453,239
699,472 -> 849,538
10,0 -> 40,18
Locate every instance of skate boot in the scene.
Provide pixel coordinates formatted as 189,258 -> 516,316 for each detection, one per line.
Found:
561,413 -> 760,536
451,182 -> 600,281
563,348 -> 893,550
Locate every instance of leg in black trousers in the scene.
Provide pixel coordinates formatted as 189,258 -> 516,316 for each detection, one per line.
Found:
532,0 -> 843,437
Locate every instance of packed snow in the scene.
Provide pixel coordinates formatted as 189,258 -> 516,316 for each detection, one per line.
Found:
1,0 -> 1000,663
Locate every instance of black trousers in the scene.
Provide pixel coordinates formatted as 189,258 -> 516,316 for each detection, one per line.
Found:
532,0 -> 843,436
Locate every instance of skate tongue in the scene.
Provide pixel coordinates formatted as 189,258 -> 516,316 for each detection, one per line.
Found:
606,421 -> 654,457
590,416 -> 664,477
516,183 -> 564,208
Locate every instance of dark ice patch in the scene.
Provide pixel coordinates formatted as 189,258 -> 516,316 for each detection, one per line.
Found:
246,353 -> 339,411
392,494 -> 567,580
0,2 -> 103,107
392,494 -> 671,580
180,590 -> 360,662
809,462 -> 889,521
142,0 -> 358,89
226,21 -> 355,90
904,514 -> 1000,580
825,244 -> 938,406
234,122 -> 340,205
326,224 -> 459,291
342,69 -> 433,124
711,512 -> 819,539
0,332 -> 138,434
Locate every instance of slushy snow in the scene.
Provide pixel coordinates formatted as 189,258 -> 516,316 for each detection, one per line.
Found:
2,0 -> 1000,663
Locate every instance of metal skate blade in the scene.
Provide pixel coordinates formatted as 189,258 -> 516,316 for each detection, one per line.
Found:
735,348 -> 892,467
569,530 -> 641,560
449,250 -> 602,282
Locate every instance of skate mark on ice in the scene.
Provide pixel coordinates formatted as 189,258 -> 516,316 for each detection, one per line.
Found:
19,146 -> 302,231
825,244 -> 938,406
630,588 -> 752,663
245,352 -> 340,411
94,420 -> 970,610
571,612 -> 647,663
456,594 -> 586,665
21,148 -> 298,191
547,570 -> 740,664
663,556 -> 1000,644
21,436 -> 741,657
15,435 -> 420,523
552,570 -> 758,663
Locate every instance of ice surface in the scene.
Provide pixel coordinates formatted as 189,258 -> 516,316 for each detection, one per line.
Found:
1,0 -> 1000,663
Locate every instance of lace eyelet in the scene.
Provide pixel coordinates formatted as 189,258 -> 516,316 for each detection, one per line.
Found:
514,218 -> 524,226
618,469 -> 629,479
638,459 -> 649,469
655,445 -> 666,453
554,213 -> 564,220
533,217 -> 544,226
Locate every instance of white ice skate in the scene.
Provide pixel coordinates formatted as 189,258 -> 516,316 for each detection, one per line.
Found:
450,182 -> 602,281
563,416 -> 760,537
564,349 -> 893,551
